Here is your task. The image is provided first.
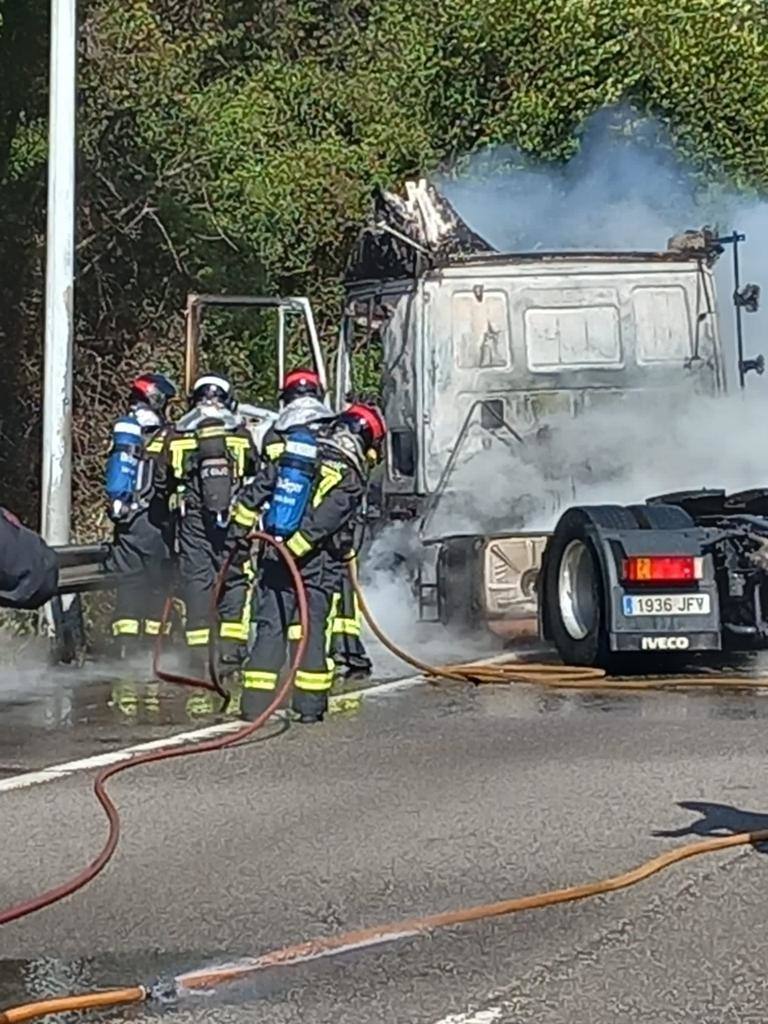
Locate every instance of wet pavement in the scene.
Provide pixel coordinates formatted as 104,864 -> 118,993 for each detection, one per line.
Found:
0,620 -> 506,776
2,639 -> 768,1021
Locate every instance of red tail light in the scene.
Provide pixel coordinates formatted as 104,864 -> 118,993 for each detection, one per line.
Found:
622,556 -> 703,583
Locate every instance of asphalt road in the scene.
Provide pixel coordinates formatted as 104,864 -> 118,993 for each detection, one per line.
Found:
2,659 -> 768,1022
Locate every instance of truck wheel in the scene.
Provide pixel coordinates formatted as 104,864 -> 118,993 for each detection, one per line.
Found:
542,508 -> 631,667
628,504 -> 694,529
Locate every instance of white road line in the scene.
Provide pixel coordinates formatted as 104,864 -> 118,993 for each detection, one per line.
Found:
0,720 -> 242,794
0,647 -> 535,797
0,672 -> 425,796
431,1008 -> 504,1024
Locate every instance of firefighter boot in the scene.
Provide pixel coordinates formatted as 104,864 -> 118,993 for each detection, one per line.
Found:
292,689 -> 328,724
335,656 -> 373,682
240,687 -> 276,723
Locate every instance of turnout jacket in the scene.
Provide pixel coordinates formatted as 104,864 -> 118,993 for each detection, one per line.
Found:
0,509 -> 59,609
232,430 -> 367,575
161,406 -> 259,512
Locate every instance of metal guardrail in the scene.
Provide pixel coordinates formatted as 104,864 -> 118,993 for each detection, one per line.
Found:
54,542 -> 124,595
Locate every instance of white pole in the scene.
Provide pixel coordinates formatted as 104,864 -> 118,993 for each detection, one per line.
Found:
41,0 -> 76,548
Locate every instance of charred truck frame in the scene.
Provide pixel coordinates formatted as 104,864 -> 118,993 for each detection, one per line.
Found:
335,179 -> 767,667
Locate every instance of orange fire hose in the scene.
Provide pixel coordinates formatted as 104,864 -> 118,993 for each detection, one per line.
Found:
5,558 -> 768,1021
0,987 -> 147,1023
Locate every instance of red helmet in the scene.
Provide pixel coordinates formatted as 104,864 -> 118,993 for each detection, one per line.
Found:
280,368 -> 324,403
129,372 -> 176,413
338,402 -> 387,452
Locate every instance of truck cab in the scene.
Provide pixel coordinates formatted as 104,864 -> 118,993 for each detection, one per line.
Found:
335,181 -> 735,634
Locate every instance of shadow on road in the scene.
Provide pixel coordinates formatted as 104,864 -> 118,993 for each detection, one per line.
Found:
654,800 -> 768,852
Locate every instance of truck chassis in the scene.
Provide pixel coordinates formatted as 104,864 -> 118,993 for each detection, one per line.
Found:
538,489 -> 768,667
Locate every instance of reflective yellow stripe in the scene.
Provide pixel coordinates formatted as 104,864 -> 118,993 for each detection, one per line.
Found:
112,619 -> 140,636
226,436 -> 249,477
242,670 -> 278,691
287,623 -> 303,641
198,426 -> 226,439
324,593 -> 341,672
241,574 -> 253,633
295,669 -> 334,692
233,503 -> 258,528
312,464 -> 342,508
219,621 -> 249,642
145,438 -> 164,454
265,442 -> 284,462
170,437 -> 197,477
332,617 -> 361,637
287,532 -> 312,557
185,628 -> 210,646
144,619 -> 171,636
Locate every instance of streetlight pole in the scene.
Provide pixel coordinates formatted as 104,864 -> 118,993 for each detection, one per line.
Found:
40,0 -> 76,549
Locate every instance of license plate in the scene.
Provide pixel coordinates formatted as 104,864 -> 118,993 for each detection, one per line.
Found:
622,593 -> 711,617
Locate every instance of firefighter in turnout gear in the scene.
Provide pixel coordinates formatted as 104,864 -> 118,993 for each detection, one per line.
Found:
233,400 -> 386,723
104,372 -> 177,647
166,373 -> 258,666
257,368 -> 374,679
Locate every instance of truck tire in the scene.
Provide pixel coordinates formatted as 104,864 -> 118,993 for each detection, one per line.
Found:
541,507 -> 635,667
627,504 -> 694,529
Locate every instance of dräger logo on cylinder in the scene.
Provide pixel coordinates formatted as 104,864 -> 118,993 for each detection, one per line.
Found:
640,636 -> 690,651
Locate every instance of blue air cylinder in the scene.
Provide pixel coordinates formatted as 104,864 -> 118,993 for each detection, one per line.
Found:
263,427 -> 318,539
105,415 -> 143,513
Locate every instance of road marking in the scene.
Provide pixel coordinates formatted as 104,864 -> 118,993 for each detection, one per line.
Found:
431,1009 -> 503,1024
0,673 -> 425,795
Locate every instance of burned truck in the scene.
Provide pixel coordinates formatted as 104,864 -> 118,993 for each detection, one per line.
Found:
335,180 -> 768,664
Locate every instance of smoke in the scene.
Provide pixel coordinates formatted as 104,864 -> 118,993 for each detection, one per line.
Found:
441,107 -> 759,249
359,523 -> 503,670
425,389 -> 768,537
422,105 -> 768,537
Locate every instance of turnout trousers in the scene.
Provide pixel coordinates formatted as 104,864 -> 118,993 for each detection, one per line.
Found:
242,561 -> 337,722
106,500 -> 172,642
177,504 -> 251,651
330,567 -> 371,675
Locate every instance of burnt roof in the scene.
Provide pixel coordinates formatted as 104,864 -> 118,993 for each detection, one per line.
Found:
344,182 -> 722,285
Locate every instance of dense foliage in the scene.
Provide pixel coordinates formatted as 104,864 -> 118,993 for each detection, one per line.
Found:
0,0 -> 766,534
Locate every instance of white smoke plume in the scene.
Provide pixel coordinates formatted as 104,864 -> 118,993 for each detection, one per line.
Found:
425,105 -> 768,537
359,522 -> 504,671
424,389 -> 768,538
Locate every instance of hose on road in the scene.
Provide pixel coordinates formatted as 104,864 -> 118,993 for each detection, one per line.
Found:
0,533 -> 306,930
0,987 -> 147,1023
348,559 -> 768,692
6,556 -> 768,1020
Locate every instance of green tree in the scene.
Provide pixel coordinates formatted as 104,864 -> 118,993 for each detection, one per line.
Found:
0,0 -> 767,535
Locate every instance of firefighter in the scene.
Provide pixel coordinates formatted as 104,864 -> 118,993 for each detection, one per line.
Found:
104,372 -> 177,649
166,373 -> 258,668
0,507 -> 59,609
233,400 -> 387,724
259,369 -> 374,678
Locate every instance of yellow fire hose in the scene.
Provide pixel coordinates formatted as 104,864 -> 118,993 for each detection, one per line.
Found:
348,560 -> 768,692
5,562 -> 768,1022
